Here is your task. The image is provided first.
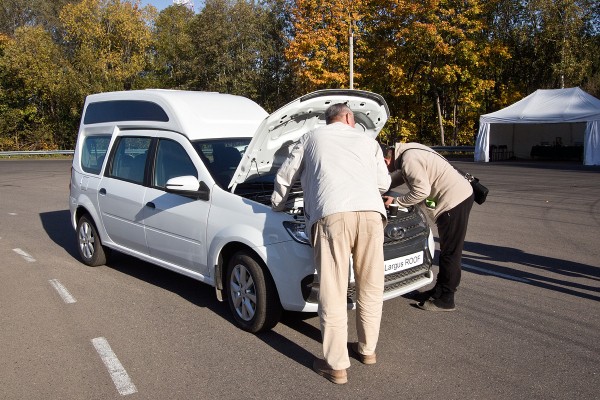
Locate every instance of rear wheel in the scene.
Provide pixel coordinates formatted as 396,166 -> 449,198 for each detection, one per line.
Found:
76,215 -> 107,266
226,251 -> 281,333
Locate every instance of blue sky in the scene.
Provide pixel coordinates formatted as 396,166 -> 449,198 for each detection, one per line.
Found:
139,1 -> 199,12
139,1 -> 172,11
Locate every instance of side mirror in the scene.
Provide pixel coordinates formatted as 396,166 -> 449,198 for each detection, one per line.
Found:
165,176 -> 210,201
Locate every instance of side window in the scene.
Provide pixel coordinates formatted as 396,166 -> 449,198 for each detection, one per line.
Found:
81,135 -> 111,174
192,139 -> 248,188
153,139 -> 197,189
108,137 -> 151,184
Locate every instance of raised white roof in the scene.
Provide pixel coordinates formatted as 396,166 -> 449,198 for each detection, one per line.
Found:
83,89 -> 268,140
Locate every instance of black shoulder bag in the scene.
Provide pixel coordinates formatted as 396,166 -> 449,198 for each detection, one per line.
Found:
453,168 -> 489,205
399,148 -> 489,205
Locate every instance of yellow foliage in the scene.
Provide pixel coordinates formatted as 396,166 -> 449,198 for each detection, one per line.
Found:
286,0 -> 365,91
60,0 -> 154,91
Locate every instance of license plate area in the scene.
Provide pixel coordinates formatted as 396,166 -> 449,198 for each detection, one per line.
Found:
384,251 -> 424,275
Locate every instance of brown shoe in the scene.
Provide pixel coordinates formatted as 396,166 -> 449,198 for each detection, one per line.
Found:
312,357 -> 348,384
350,342 -> 377,365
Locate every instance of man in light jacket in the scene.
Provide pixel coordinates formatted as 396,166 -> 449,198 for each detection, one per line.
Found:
271,103 -> 390,384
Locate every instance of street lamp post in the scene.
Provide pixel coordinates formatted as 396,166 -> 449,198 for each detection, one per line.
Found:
349,15 -> 354,89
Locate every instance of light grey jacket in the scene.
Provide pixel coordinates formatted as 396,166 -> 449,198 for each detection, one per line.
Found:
271,122 -> 391,237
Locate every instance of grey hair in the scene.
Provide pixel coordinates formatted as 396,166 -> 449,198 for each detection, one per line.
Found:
325,103 -> 353,124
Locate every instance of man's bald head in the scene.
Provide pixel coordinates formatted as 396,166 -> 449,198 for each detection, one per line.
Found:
325,103 -> 355,127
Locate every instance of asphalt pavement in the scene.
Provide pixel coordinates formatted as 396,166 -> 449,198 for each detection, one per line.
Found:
0,158 -> 598,399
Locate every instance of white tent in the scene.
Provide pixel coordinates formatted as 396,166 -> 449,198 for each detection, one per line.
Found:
474,87 -> 600,165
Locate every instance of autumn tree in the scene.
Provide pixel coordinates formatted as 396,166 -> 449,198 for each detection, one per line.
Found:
286,0 -> 364,93
59,0 -> 155,93
0,26 -> 77,149
363,0 -> 499,145
1,0 -> 598,151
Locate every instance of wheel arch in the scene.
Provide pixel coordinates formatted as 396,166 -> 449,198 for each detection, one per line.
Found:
215,241 -> 280,306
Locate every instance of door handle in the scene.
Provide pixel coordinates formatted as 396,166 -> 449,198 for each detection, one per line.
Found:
99,188 -> 106,195
146,202 -> 156,209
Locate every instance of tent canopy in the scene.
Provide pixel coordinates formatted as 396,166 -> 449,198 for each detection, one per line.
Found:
474,87 -> 600,165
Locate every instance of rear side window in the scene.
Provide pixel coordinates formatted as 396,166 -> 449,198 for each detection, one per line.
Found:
81,135 -> 111,174
84,100 -> 169,124
108,137 -> 152,184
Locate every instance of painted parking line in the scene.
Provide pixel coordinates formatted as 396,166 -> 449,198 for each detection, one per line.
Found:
12,248 -> 36,262
91,337 -> 138,396
49,279 -> 76,304
462,263 -> 531,283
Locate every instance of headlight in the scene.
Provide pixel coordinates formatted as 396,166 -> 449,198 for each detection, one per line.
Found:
283,221 -> 310,245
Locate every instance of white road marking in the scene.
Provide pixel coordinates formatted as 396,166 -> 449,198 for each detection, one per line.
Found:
8,212 -> 17,215
463,263 -> 530,283
91,337 -> 138,396
12,248 -> 36,262
49,279 -> 76,304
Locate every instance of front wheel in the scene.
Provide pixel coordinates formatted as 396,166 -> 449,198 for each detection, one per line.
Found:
226,251 -> 281,333
76,215 -> 107,266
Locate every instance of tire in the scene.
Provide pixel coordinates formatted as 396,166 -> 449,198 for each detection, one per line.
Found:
226,251 -> 282,333
76,215 -> 107,266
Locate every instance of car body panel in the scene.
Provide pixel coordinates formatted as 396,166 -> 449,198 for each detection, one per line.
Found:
97,178 -> 148,253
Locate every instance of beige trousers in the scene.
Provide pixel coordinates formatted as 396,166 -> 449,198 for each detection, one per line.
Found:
311,211 -> 385,370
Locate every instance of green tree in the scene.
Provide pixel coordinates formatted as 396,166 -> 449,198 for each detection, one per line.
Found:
0,0 -> 71,35
480,0 -> 599,112
255,0 -> 297,111
151,4 -> 196,89
529,0 -> 595,89
189,0 -> 283,104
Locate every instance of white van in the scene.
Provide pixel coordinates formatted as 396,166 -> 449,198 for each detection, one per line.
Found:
69,89 -> 435,332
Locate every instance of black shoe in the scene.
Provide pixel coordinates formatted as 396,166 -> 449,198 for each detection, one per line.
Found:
412,285 -> 442,302
412,290 -> 433,302
417,298 -> 456,312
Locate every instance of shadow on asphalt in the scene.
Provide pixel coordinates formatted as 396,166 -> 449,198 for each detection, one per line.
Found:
39,209 -> 79,260
463,241 -> 600,302
39,209 -> 236,327
101,253 -> 322,370
257,312 -> 321,369
39,208 -> 322,366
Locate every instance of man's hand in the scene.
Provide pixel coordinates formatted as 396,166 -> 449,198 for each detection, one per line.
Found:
382,195 -> 396,207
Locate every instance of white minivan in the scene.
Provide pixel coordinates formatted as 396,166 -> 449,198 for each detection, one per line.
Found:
69,89 -> 435,332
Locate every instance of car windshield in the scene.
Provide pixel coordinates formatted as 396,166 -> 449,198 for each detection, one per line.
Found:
192,138 -> 251,188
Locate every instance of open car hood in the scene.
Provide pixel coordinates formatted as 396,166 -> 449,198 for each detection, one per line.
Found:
229,89 -> 390,190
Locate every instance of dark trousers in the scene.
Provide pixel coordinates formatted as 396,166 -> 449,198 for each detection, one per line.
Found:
435,194 -> 474,296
